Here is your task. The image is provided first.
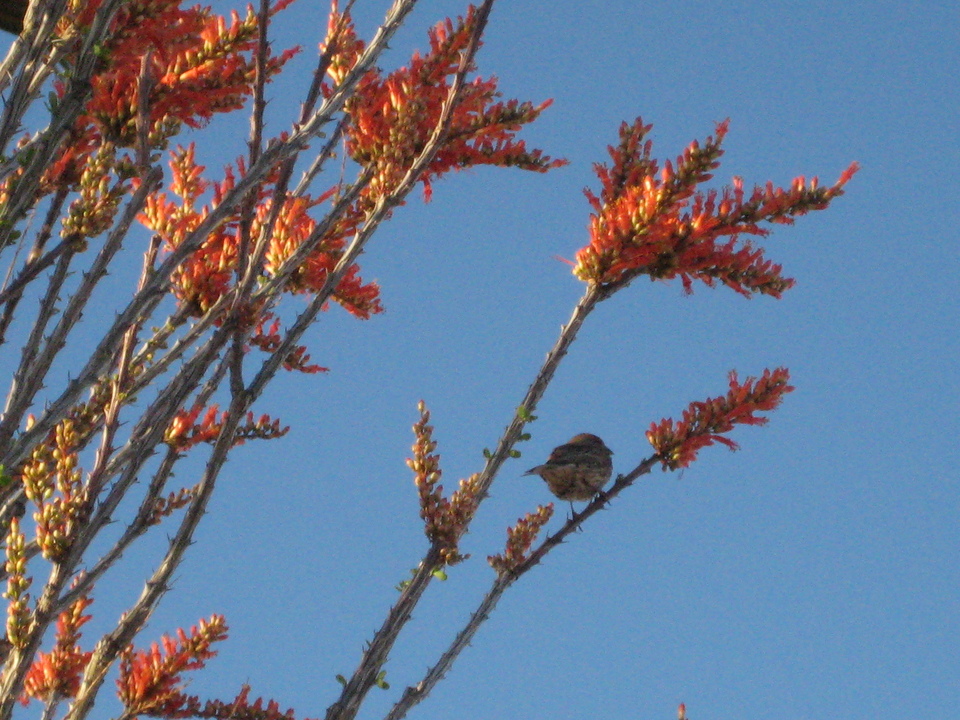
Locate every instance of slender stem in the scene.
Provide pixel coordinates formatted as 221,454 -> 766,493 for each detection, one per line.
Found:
64,398 -> 248,720
314,7 -> 505,720
324,549 -> 443,720
383,574 -> 510,720
385,456 -> 660,720
0,167 -> 162,467
56,447 -> 182,613
0,0 -> 413,469
474,286 -> 602,501
1,247 -> 75,435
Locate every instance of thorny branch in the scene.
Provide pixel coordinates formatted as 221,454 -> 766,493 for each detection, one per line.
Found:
386,453 -> 661,720
0,0 -> 446,715
0,0 -> 854,718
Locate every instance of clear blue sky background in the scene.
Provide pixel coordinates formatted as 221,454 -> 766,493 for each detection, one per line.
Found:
8,1 -> 959,719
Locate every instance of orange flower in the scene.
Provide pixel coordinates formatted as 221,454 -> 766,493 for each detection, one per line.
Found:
21,597 -> 94,705
575,118 -> 858,296
323,2 -> 565,203
249,314 -> 329,374
164,405 -> 289,451
78,0 -> 296,148
647,368 -> 794,470
116,615 -> 228,717
139,145 -> 383,320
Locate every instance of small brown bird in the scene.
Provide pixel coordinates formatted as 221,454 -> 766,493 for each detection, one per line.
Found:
524,433 -> 613,501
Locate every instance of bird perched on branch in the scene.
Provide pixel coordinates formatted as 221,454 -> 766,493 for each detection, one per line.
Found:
524,433 -> 613,502
0,0 -> 29,35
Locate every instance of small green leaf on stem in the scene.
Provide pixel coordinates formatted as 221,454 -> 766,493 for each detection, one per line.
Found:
517,406 -> 537,422
396,566 -> 419,591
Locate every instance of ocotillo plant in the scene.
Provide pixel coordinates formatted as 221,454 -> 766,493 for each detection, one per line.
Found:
0,1 -> 855,719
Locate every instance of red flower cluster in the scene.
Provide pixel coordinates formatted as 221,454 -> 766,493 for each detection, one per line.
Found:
193,684 -> 303,720
23,0 -> 297,208
164,404 -> 288,451
21,597 -> 93,704
323,2 -> 566,202
647,368 -> 794,470
116,615 -> 228,717
139,144 -> 384,322
77,0 -> 296,147
575,119 -> 858,296
249,314 -> 329,374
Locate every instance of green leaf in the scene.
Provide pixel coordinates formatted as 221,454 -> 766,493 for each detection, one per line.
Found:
482,448 -> 492,459
336,674 -> 347,686
396,566 -> 419,591
375,670 -> 390,690
516,406 -> 537,422
432,568 -> 447,581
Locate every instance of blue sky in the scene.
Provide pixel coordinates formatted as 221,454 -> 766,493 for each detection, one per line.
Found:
8,1 -> 958,719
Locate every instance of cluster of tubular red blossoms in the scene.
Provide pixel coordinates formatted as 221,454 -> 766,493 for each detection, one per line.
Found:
115,615 -> 228,717
164,405 -> 289,451
21,596 -> 93,704
323,2 -> 567,202
646,368 -> 794,471
249,314 -> 328,374
191,684 -> 301,720
256,184 -> 383,317
139,144 -> 384,321
488,504 -> 554,576
68,0 -> 296,149
23,0 -> 296,218
574,118 -> 858,296
408,402 -> 480,566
